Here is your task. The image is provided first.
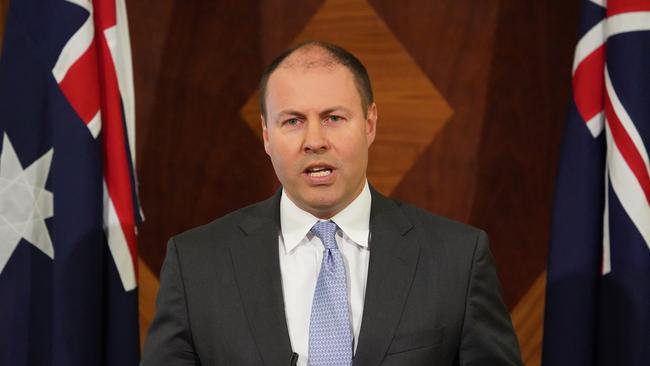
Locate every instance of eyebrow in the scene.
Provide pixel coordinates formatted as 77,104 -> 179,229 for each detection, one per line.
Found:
276,110 -> 307,120
319,106 -> 352,118
275,106 -> 353,121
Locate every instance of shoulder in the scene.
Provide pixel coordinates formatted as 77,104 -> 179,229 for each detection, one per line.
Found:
170,194 -> 277,253
390,199 -> 488,257
370,185 -> 484,246
403,201 -> 484,239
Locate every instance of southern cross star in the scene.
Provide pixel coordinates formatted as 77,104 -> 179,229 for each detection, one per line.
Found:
0,132 -> 54,274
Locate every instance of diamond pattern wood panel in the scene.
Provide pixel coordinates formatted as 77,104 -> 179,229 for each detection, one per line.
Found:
240,0 -> 453,195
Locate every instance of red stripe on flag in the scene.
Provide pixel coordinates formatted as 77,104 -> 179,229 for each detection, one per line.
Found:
94,0 -> 117,31
607,0 -> 650,16
94,0 -> 138,277
58,44 -> 101,125
573,45 -> 605,124
604,90 -> 650,205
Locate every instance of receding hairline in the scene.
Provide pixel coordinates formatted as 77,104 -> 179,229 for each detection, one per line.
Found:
259,41 -> 374,121
274,45 -> 340,71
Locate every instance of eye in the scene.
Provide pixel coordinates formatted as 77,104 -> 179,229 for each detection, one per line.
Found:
326,115 -> 343,123
284,118 -> 301,126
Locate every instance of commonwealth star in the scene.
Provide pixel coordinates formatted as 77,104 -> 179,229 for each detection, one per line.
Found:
0,133 -> 54,274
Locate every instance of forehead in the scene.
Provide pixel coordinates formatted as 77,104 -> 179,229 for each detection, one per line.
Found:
265,57 -> 361,116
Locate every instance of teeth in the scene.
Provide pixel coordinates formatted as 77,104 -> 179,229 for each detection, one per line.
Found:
308,169 -> 331,177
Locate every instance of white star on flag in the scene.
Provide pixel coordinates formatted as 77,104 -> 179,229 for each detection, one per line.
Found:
0,133 -> 54,274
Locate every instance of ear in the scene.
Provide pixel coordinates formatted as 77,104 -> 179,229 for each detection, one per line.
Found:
365,102 -> 377,146
261,114 -> 271,155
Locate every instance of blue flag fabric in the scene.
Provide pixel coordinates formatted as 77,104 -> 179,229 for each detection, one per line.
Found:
0,0 -> 140,364
543,1 -> 650,365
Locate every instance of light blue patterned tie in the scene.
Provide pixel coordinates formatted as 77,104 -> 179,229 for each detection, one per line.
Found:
308,221 -> 353,366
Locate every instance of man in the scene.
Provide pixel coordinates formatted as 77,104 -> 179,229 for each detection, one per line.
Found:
141,41 -> 523,366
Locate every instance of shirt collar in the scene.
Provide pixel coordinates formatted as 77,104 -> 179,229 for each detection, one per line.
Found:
280,180 -> 371,254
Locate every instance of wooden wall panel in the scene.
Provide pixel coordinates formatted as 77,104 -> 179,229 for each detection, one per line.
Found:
127,0 -> 582,300
137,257 -> 159,347
0,0 -> 8,54
512,272 -> 547,366
241,0 -> 455,196
125,0 -> 581,358
128,0 -> 325,276
469,0 -> 581,307
0,0 -> 583,362
374,0 -> 501,222
373,0 -> 581,307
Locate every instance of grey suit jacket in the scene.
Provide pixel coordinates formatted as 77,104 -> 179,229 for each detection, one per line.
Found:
141,187 -> 523,365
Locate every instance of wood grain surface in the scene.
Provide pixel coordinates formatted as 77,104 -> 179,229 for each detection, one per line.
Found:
0,1 -> 583,363
241,0 -> 454,196
0,0 -> 8,54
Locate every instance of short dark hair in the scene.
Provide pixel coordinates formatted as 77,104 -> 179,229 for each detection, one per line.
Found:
259,40 -> 374,121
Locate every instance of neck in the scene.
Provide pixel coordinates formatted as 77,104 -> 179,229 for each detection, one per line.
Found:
284,180 -> 367,220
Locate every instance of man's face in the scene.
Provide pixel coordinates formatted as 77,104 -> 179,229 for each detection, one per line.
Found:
262,57 -> 377,219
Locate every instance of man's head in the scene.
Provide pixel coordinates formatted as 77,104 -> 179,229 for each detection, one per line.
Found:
260,41 -> 374,121
260,41 -> 377,219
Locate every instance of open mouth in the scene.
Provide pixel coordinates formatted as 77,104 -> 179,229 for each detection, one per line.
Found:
305,166 -> 333,177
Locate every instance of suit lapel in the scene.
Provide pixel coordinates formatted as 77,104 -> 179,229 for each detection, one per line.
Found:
230,190 -> 293,366
354,189 -> 420,366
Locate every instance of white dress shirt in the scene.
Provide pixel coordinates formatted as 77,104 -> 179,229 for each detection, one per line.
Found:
278,181 -> 371,366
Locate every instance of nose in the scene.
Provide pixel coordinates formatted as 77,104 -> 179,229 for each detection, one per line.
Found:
303,119 -> 329,153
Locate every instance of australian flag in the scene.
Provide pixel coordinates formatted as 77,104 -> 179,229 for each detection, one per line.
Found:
0,0 -> 141,364
543,1 -> 650,365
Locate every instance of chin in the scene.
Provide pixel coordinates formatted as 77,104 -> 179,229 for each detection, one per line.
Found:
307,197 -> 339,210
303,195 -> 342,217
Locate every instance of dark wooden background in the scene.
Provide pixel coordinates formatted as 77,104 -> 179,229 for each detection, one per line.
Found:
127,0 -> 579,305
0,1 -> 582,364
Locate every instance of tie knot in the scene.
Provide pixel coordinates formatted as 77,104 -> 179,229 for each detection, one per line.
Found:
310,221 -> 339,250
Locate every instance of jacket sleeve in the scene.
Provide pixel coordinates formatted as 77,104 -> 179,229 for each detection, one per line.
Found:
458,230 -> 523,366
140,238 -> 200,365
